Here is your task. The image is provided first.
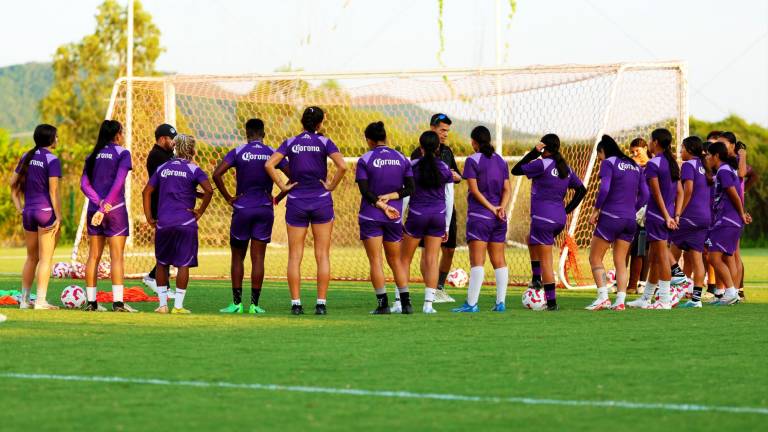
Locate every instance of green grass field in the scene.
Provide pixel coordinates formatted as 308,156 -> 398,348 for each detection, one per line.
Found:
1,250 -> 767,431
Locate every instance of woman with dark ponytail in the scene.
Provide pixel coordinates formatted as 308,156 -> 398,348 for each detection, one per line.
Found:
511,133 -> 587,311
584,135 -> 647,311
80,119 -> 135,312
453,126 -> 511,312
627,128 -> 680,309
400,131 -> 460,314
9,124 -> 61,309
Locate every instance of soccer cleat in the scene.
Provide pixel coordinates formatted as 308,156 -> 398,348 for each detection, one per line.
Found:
671,275 -> 687,287
219,303 -> 243,313
19,300 -> 33,310
714,295 -> 739,306
546,304 -> 560,311
451,302 -> 479,313
401,301 -> 414,315
678,300 -> 702,309
585,298 -> 612,311
249,304 -> 266,314
611,303 -> 625,311
708,297 -> 724,305
644,301 -> 671,310
154,305 -> 169,314
143,275 -> 158,293
315,304 -> 327,315
370,305 -> 391,315
33,302 -> 59,310
491,302 -> 506,312
291,304 -> 304,315
112,302 -> 130,312
171,307 -> 192,314
433,289 -> 456,304
83,302 -> 99,312
422,304 -> 437,314
390,300 -> 402,314
123,303 -> 139,313
627,297 -> 651,309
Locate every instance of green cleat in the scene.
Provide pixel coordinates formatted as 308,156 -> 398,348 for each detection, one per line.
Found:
219,303 -> 243,313
249,304 -> 266,314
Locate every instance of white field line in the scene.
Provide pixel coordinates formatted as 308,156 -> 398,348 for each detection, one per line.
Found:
2,372 -> 767,416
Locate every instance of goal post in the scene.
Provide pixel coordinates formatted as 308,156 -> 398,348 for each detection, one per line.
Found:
72,62 -> 688,287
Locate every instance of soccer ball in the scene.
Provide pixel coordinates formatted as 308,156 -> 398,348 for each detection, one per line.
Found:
97,261 -> 111,279
522,288 -> 547,311
60,285 -> 86,309
447,268 -> 469,288
655,287 -> 681,308
71,262 -> 86,279
51,262 -> 71,278
606,269 -> 616,285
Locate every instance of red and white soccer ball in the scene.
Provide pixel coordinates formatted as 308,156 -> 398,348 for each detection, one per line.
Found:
655,287 -> 681,308
522,288 -> 547,311
97,261 -> 111,279
71,262 -> 86,279
447,268 -> 469,288
60,285 -> 86,309
51,262 -> 72,279
606,269 -> 616,285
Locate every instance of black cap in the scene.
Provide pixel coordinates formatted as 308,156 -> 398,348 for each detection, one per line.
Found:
155,124 -> 178,140
430,113 -> 452,126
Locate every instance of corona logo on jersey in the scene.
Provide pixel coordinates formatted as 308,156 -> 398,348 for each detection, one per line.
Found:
698,166 -> 706,175
617,161 -> 640,172
551,168 -> 559,177
291,144 -> 321,154
29,160 -> 44,168
242,152 -> 269,162
160,168 -> 188,178
372,158 -> 401,168
97,153 -> 113,160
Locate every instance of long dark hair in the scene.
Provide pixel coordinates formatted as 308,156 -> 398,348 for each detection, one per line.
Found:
471,126 -> 494,158
301,106 -> 325,132
707,141 -> 737,170
596,134 -> 635,165
13,124 -> 57,191
651,128 -> 679,181
682,136 -> 711,183
85,120 -> 122,182
416,131 -> 442,188
541,133 -> 569,179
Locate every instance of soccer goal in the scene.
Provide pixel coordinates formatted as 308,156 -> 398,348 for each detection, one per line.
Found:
71,62 -> 688,288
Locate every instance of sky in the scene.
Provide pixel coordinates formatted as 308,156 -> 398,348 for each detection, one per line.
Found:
2,0 -> 767,125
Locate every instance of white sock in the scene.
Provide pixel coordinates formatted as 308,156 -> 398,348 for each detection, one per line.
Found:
495,267 -> 509,305
642,282 -> 657,300
86,287 -> 97,302
317,298 -> 326,305
374,287 -> 386,295
291,299 -> 301,306
615,292 -> 626,305
112,285 -> 124,303
658,280 -> 671,303
467,266 -> 484,306
715,288 -> 725,296
21,287 -> 31,303
174,288 -> 186,309
424,288 -> 436,304
597,285 -> 609,301
725,286 -> 737,298
157,286 -> 168,308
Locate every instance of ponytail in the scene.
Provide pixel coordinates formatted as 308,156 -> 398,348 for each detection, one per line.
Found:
12,124 -> 57,191
416,131 -> 441,188
682,136 -> 711,184
651,128 -> 679,181
471,125 -> 494,158
596,134 -> 636,166
85,120 -> 122,182
541,133 -> 569,179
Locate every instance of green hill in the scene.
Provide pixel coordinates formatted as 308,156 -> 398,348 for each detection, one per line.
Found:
0,62 -> 53,133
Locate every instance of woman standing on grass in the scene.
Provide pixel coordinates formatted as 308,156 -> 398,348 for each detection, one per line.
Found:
265,107 -> 347,316
511,134 -> 586,311
80,120 -> 135,312
452,126 -> 511,313
10,124 -> 62,310
355,121 -> 414,314
400,131 -> 461,314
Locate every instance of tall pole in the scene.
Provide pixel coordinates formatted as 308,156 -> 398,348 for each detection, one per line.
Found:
494,0 -> 503,154
125,0 -> 134,247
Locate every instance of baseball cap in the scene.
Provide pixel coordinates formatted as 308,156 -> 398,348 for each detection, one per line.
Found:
155,124 -> 178,140
430,113 -> 452,126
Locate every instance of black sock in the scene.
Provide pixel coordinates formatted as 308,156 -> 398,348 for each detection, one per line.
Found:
671,264 -> 684,277
437,271 -> 448,290
251,288 -> 261,306
89,300 -> 98,308
400,291 -> 411,305
544,283 -> 556,308
148,265 -> 157,279
692,286 -> 703,302
707,284 -> 715,294
232,287 -> 242,305
376,293 -> 389,308
113,301 -> 123,308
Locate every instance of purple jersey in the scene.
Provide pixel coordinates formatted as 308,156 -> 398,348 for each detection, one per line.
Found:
355,146 -> 413,222
594,156 -> 645,219
712,163 -> 743,228
679,158 -> 711,226
223,140 -> 286,209
83,143 -> 132,211
409,158 -> 453,213
14,148 -> 61,210
644,155 -> 677,218
463,152 -> 509,219
521,158 -> 583,225
148,158 -> 209,229
276,131 -> 340,200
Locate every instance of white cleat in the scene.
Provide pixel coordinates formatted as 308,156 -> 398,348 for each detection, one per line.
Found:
123,303 -> 140,313
433,289 -> 455,303
33,302 -> 60,310
19,301 -> 33,310
422,304 -> 438,314
643,301 -> 671,310
715,295 -> 740,306
390,300 -> 402,314
143,276 -> 158,293
627,297 -> 651,309
585,298 -> 612,311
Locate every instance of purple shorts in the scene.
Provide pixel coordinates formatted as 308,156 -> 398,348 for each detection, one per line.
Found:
466,215 -> 507,243
359,218 -> 403,242
22,208 -> 56,232
528,219 -> 564,246
594,215 -> 636,243
156,225 -> 198,267
706,226 -> 742,256
87,206 -> 129,237
231,206 -> 274,243
670,219 -> 708,252
404,209 -> 445,239
285,198 -> 334,228
644,210 -> 669,242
